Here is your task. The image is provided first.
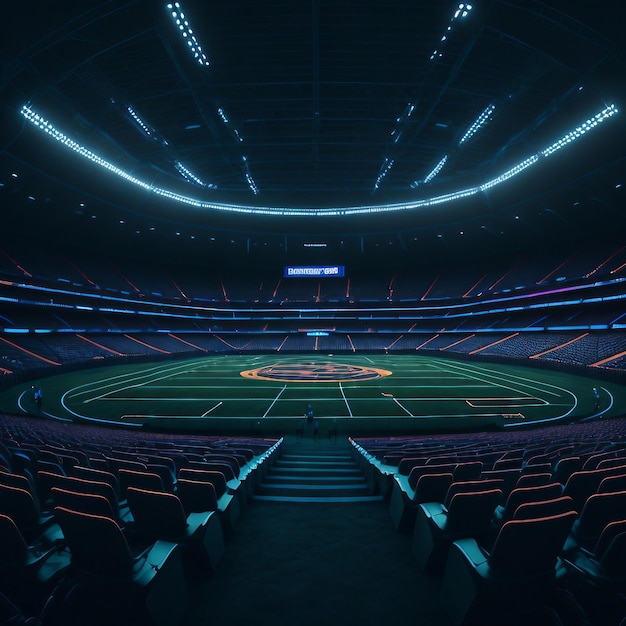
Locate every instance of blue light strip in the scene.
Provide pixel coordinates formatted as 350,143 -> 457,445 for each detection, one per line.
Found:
174,161 -> 214,188
459,104 -> 496,145
430,3 -> 473,61
127,106 -> 154,137
423,155 -> 448,183
19,103 -> 619,217
166,2 -> 210,67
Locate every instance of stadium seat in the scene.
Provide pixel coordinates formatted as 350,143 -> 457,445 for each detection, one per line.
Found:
389,472 -> 453,533
0,513 -> 70,616
119,469 -> 165,497
564,490 -> 626,553
440,511 -> 577,625
175,478 -> 219,515
126,487 -> 224,575
54,505 -> 187,626
412,488 -> 502,573
0,483 -> 59,544
492,482 -> 564,526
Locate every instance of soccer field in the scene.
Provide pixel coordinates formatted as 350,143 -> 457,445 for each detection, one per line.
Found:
2,354 -> 625,434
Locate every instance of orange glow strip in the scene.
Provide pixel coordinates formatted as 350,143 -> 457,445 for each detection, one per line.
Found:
123,334 -> 170,354
347,334 -> 356,352
169,275 -> 189,300
610,260 -> 626,275
0,336 -> 60,365
463,272 -> 488,298
111,263 -> 142,295
76,334 -> 124,355
592,349 -> 626,367
220,277 -> 229,302
587,246 -> 625,278
416,334 -> 439,350
385,335 -> 404,350
469,332 -> 519,355
0,248 -> 32,278
68,260 -> 97,286
421,275 -> 439,301
538,252 -> 577,284
488,262 -> 519,292
530,332 -> 588,359
167,333 -> 207,352
441,334 -> 475,351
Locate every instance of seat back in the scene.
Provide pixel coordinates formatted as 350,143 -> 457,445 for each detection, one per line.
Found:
119,469 -> 165,497
576,491 -> 626,545
489,511 -> 577,577
564,466 -> 626,511
598,474 -> 626,494
178,469 -> 227,498
515,473 -> 553,489
600,532 -> 626,577
593,519 -> 626,559
176,479 -> 218,515
453,461 -> 482,482
54,506 -> 134,577
446,489 -> 502,534
444,479 -> 504,508
408,463 -> 457,490
513,496 -> 576,520
71,466 -> 120,499
500,482 -> 563,523
53,475 -> 119,518
0,514 -> 29,565
412,473 -> 453,504
126,487 -> 187,538
51,487 -> 116,520
0,484 -> 41,531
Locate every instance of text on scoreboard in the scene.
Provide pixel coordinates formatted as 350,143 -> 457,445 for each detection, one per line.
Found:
284,266 -> 345,278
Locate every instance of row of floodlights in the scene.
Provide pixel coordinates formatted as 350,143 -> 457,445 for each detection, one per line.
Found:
430,3 -> 473,61
374,158 -> 395,190
459,104 -> 496,145
175,161 -> 215,188
424,155 -> 449,183
166,2 -> 209,67
19,103 -> 618,217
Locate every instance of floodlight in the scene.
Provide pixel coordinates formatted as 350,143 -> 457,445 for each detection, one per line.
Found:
166,1 -> 209,66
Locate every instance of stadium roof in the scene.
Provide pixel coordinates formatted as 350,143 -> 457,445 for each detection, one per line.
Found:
1,0 -> 625,263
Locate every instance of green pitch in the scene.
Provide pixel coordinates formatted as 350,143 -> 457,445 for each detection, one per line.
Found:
2,354 -> 625,434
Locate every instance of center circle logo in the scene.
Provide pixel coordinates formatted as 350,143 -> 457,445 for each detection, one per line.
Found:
240,362 -> 392,383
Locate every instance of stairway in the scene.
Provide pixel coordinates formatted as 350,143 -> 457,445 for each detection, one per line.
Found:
255,436 -> 382,503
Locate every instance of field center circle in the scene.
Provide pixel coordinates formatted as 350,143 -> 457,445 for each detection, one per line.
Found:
240,362 -> 392,383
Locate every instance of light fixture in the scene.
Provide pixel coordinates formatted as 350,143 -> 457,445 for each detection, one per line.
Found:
20,102 -> 619,217
127,105 -> 154,137
459,104 -> 496,145
430,3 -> 474,61
174,161 -> 214,188
166,2 -> 210,67
424,155 -> 448,183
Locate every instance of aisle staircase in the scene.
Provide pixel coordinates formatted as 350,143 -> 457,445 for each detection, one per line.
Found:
255,436 -> 382,503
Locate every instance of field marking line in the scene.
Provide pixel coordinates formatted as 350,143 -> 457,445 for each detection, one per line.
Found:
83,367 -> 206,403
393,397 -> 414,416
263,385 -> 287,418
66,360 -> 208,401
339,382 -> 353,417
437,360 -> 555,399
439,359 -> 579,422
202,402 -> 223,417
439,359 -> 568,398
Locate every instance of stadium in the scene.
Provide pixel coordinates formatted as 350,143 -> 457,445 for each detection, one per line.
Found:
1,1 -> 626,624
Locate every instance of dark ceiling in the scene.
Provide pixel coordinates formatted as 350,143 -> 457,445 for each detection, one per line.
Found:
0,0 -> 625,265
